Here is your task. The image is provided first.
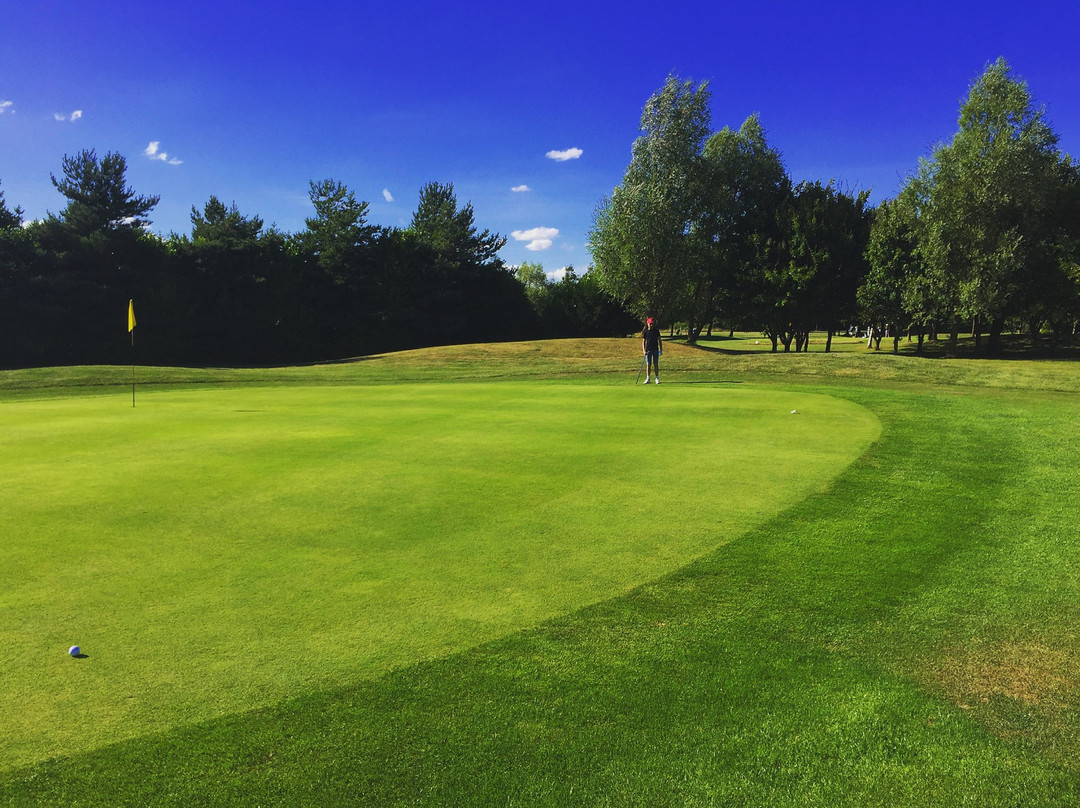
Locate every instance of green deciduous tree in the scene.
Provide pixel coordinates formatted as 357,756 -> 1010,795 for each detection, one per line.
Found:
914,58 -> 1080,351
742,181 -> 870,352
697,114 -> 790,340
789,181 -> 872,351
514,261 -> 549,309
860,191 -> 921,352
590,74 -> 711,322
512,262 -> 637,338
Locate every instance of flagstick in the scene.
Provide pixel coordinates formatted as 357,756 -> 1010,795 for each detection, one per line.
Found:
131,328 -> 136,408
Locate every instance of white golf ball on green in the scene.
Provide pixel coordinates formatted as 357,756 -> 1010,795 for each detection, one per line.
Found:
68,645 -> 81,657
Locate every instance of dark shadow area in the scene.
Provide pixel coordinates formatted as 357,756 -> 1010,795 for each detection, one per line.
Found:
678,334 -> 1080,362
674,340 -> 763,356
901,334 -> 1080,361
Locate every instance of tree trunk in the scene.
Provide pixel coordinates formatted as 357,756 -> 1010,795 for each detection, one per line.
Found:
948,326 -> 959,356
988,316 -> 1005,354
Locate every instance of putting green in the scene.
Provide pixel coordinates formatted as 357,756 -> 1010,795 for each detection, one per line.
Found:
2,382 -> 878,769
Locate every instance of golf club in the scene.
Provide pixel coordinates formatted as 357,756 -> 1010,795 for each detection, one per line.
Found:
635,354 -> 647,384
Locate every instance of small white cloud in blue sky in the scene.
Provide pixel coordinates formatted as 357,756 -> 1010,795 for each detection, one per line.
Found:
1,100 -> 15,114
54,110 -> 82,122
511,184 -> 530,193
546,148 -> 582,162
144,141 -> 183,165
512,226 -> 559,251
382,188 -> 394,202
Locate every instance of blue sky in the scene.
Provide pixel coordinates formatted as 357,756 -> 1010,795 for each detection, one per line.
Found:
3,1 -> 1078,275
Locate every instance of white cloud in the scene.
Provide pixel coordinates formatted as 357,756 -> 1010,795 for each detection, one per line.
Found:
546,147 -> 582,162
70,109 -> 83,121
512,226 -> 559,251
0,100 -> 13,113
513,226 -> 559,241
54,110 -> 83,122
511,184 -> 530,193
382,188 -> 394,203
145,141 -> 182,165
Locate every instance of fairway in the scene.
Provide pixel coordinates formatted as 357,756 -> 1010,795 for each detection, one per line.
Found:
1,381 -> 878,770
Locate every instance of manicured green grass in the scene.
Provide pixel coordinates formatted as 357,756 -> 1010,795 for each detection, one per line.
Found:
1,380 -> 876,773
2,339 -> 1079,806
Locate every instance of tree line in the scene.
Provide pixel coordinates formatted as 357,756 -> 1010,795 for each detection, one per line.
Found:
590,60 -> 1080,353
0,163 -> 635,368
6,59 -> 1077,367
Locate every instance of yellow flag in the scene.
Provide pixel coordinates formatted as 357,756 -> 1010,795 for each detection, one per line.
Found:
128,299 -> 136,332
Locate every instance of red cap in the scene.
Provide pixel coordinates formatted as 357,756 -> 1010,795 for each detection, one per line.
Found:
646,317 -> 654,325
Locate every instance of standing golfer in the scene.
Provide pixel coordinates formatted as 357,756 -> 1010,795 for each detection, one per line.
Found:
641,317 -> 663,384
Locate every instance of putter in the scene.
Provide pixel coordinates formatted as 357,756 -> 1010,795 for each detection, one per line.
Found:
635,355 -> 647,384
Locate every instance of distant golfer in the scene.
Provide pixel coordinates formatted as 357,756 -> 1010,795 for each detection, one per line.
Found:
641,317 -> 663,384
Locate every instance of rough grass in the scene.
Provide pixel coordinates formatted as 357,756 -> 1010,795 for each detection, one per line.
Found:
2,334 -> 1079,806
5,334 -> 1080,397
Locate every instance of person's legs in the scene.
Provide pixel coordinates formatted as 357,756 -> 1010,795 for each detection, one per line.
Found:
646,351 -> 659,382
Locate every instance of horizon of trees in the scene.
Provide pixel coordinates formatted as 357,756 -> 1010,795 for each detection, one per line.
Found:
590,60 -> 1080,353
6,58 -> 1080,368
0,162 -> 635,368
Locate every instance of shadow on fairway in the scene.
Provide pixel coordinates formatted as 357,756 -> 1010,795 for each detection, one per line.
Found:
678,341 -> 765,356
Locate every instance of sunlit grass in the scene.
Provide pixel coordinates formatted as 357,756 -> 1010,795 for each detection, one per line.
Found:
1,381 -> 876,771
2,339 -> 1079,806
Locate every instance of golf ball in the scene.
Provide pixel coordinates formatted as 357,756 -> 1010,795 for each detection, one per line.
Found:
68,645 -> 80,657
